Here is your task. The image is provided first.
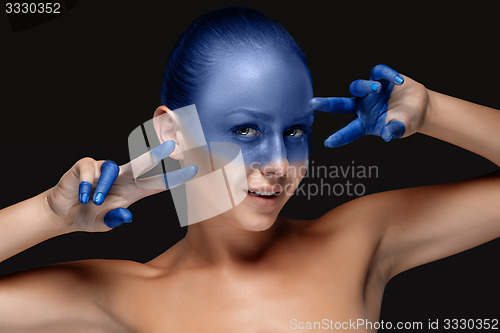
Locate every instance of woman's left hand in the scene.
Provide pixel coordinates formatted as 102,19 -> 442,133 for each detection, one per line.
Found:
311,64 -> 430,147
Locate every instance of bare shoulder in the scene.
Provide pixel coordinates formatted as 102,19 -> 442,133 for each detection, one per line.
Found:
0,258 -> 159,332
275,191 -> 402,268
296,189 -> 403,236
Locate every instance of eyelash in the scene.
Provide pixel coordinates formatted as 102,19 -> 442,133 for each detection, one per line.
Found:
234,127 -> 306,137
285,128 -> 305,137
235,127 -> 259,136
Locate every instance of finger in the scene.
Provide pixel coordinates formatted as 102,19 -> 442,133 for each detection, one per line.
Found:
92,161 -> 120,205
78,181 -> 92,204
75,157 -> 97,204
136,165 -> 199,191
324,118 -> 365,148
380,120 -> 406,142
123,140 -> 175,178
370,64 -> 404,85
349,79 -> 381,97
103,208 -> 133,228
310,97 -> 356,114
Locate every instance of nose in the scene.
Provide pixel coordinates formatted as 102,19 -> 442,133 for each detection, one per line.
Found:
259,136 -> 289,178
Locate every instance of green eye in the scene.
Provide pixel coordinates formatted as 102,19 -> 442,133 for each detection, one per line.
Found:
286,128 -> 304,137
236,127 -> 259,136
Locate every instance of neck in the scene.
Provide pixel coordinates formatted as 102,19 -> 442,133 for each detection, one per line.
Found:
182,215 -> 282,267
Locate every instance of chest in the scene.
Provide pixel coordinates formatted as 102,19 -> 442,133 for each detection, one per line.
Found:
116,230 -> 384,333
129,264 -> 377,333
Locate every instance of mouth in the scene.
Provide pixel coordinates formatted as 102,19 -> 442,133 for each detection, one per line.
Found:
245,189 -> 281,198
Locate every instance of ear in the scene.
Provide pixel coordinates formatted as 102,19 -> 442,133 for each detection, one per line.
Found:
153,106 -> 184,160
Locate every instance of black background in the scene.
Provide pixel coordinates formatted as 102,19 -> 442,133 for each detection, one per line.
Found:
0,1 -> 499,331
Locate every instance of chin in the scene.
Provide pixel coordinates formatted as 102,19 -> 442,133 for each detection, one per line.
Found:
226,196 -> 285,232
237,213 -> 278,232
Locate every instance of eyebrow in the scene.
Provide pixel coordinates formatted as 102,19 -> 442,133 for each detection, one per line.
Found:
223,108 -> 274,122
223,108 -> 313,124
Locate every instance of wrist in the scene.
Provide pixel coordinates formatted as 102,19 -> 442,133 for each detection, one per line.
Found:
419,89 -> 440,137
40,189 -> 75,236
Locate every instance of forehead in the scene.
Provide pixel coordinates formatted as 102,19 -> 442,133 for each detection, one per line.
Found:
193,49 -> 313,119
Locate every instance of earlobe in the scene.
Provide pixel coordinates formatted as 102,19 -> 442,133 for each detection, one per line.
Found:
153,106 -> 184,160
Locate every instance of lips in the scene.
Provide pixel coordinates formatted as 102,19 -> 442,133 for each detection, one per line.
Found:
245,187 -> 282,198
246,190 -> 279,198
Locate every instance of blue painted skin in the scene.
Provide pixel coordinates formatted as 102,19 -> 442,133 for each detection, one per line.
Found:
311,64 -> 406,147
78,181 -> 92,204
78,64 -> 398,228
103,208 -> 133,229
77,141 -> 197,229
193,49 -> 314,168
93,161 -> 120,206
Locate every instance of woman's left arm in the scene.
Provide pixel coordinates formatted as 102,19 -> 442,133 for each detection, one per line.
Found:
421,89 -> 500,166
313,65 -> 500,279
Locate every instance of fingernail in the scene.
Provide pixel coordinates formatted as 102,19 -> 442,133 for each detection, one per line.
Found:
80,193 -> 89,204
385,133 -> 395,142
94,192 -> 104,205
78,181 -> 92,204
394,75 -> 404,85
370,83 -> 379,92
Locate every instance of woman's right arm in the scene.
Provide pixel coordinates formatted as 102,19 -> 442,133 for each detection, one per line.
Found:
0,190 -> 71,263
0,158 -> 127,332
0,157 -> 130,263
0,141 -> 197,331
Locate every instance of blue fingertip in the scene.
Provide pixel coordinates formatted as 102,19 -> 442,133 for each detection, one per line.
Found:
310,97 -> 325,110
104,208 -> 133,228
80,193 -> 89,204
78,181 -> 92,204
324,138 -> 336,148
163,164 -> 199,190
370,83 -> 379,92
94,192 -> 104,205
394,75 -> 404,85
381,120 -> 405,142
151,140 -> 175,163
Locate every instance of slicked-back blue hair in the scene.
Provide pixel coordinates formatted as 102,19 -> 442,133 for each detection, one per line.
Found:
160,6 -> 308,110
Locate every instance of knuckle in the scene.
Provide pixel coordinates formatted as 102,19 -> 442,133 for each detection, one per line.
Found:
102,160 -> 120,171
372,64 -> 386,73
77,157 -> 96,168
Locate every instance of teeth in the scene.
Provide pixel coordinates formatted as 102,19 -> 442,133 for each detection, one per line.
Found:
247,190 -> 278,196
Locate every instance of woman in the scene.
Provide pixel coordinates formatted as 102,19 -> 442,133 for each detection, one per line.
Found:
1,6 -> 499,332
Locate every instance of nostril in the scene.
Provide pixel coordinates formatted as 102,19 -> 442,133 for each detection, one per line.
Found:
261,161 -> 288,178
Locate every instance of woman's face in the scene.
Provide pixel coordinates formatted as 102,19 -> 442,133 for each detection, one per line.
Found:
191,48 -> 314,231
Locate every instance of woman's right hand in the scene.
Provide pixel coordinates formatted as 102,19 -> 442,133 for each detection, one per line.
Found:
45,140 -> 198,232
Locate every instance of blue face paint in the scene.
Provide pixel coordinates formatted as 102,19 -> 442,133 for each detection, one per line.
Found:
192,50 -> 314,168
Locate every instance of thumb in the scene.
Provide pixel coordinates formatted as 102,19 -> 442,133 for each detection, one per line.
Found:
380,120 -> 405,142
103,208 -> 133,229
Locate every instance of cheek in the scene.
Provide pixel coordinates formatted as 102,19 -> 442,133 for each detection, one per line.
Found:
240,146 -> 264,167
287,159 -> 308,187
238,140 -> 310,167
285,139 -> 310,164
